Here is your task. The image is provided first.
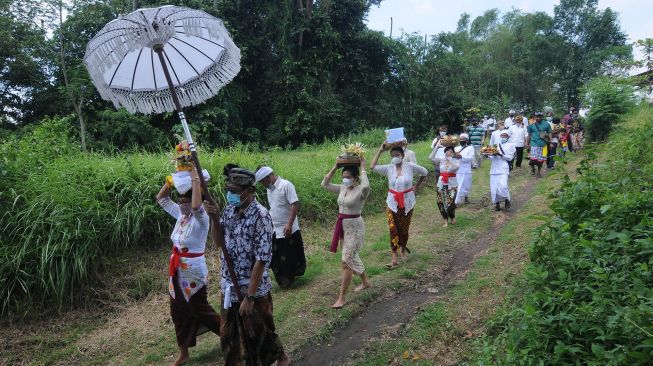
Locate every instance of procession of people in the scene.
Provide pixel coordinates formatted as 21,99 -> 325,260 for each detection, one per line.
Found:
157,108 -> 584,365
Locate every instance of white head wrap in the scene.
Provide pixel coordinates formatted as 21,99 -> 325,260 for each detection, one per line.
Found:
459,133 -> 469,140
255,166 -> 273,183
500,130 -> 511,137
172,169 -> 210,195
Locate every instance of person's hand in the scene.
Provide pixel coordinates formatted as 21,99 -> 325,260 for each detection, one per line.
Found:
165,175 -> 174,188
380,142 -> 388,151
360,156 -> 366,168
190,163 -> 200,181
454,153 -> 462,159
239,297 -> 254,316
283,223 -> 292,238
204,201 -> 219,215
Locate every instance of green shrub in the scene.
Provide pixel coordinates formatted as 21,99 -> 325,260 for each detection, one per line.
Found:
583,77 -> 636,142
476,106 -> 653,365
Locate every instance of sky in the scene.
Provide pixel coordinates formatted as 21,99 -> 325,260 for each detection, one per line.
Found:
366,0 -> 653,74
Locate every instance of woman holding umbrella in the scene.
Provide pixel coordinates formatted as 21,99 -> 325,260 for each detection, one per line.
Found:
156,143 -> 219,366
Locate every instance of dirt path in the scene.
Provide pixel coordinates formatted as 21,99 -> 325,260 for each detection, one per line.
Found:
294,171 -> 544,365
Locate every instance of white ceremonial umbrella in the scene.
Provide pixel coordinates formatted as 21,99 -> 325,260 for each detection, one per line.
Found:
84,4 -> 240,158
84,7 -> 253,329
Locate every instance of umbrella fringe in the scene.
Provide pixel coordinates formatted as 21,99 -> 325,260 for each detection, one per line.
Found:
84,6 -> 241,115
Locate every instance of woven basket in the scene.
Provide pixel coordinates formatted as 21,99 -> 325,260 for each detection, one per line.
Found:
384,139 -> 407,149
336,156 -> 361,167
441,135 -> 459,147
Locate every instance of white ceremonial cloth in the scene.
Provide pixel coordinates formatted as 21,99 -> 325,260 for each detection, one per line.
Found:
488,142 -> 515,203
454,145 -> 475,204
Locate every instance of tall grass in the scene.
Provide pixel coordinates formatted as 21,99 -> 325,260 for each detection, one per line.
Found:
0,117 -> 434,317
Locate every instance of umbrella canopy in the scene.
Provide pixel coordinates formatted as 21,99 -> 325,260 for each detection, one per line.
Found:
84,5 -> 240,115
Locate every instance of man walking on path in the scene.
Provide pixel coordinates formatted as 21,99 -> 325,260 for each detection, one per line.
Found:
489,130 -> 515,211
483,114 -> 496,140
454,133 -> 475,205
508,115 -> 528,169
527,111 -> 552,178
255,166 -> 306,289
504,109 -> 516,129
208,168 -> 290,366
466,118 -> 485,169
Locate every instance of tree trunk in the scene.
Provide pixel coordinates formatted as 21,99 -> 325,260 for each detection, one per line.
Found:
133,0 -> 139,11
58,0 -> 87,151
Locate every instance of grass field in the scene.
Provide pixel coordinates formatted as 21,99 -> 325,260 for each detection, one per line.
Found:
0,123 -> 431,319
1,130 -> 573,365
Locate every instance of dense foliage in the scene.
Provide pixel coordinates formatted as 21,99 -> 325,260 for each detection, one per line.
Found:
476,106 -> 653,365
0,120 -> 431,317
583,77 -> 636,142
0,0 -> 631,150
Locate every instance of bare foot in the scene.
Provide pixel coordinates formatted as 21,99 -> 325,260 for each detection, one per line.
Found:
385,262 -> 399,270
354,283 -> 371,292
276,352 -> 291,366
173,351 -> 189,366
451,218 -> 457,225
442,221 -> 448,227
331,299 -> 345,309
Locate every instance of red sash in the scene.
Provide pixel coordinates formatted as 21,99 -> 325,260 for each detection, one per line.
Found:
439,172 -> 456,184
388,188 -> 414,209
330,214 -> 361,253
169,246 -> 204,277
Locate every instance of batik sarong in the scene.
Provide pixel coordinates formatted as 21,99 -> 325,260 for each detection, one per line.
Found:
220,293 -> 285,366
387,208 -> 413,253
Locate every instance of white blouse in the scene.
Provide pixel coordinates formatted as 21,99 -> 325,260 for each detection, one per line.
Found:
373,162 -> 428,214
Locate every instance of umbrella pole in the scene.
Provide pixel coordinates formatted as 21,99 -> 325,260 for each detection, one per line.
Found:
153,46 -> 254,337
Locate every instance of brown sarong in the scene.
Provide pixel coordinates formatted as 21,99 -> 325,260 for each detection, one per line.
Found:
220,293 -> 284,366
387,207 -> 413,253
169,275 -> 220,348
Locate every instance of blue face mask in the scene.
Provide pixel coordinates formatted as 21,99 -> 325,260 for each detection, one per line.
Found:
227,191 -> 243,207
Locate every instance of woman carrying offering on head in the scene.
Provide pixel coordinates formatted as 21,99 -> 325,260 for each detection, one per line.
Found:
371,143 -> 428,269
321,158 -> 371,309
433,146 -> 461,227
155,141 -> 220,366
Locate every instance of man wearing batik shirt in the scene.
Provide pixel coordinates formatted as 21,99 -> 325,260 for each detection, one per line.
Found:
208,168 -> 290,366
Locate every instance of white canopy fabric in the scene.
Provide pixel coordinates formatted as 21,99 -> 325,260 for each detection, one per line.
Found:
84,5 -> 240,115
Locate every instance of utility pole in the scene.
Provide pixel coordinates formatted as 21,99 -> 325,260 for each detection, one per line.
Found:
390,17 -> 393,38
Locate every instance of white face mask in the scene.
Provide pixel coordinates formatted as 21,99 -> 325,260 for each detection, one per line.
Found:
500,137 -> 509,144
391,156 -> 403,165
342,178 -> 353,187
547,116 -> 553,121
439,131 -> 446,137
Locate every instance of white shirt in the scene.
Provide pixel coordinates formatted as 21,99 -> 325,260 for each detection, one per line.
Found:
266,177 -> 300,238
429,146 -> 445,167
404,149 -> 417,164
158,197 -> 210,301
504,116 -> 514,128
508,123 -> 528,147
373,162 -> 428,214
489,142 -> 516,175
454,145 -> 475,174
483,118 -> 496,131
489,128 -> 507,146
